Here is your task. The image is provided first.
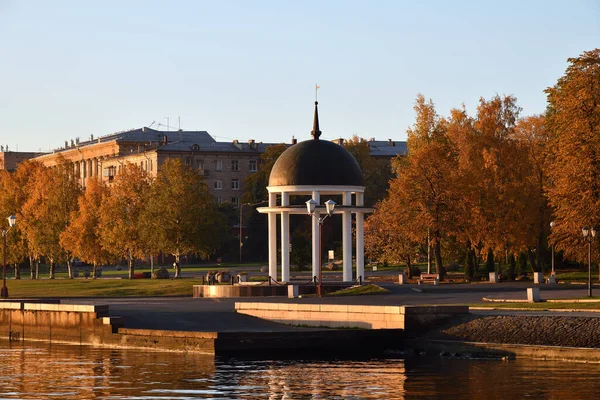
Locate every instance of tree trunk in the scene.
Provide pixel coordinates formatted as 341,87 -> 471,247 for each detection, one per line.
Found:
92,262 -> 97,279
67,259 -> 73,279
128,252 -> 134,279
434,238 -> 446,280
35,259 -> 39,280
49,260 -> 55,279
29,257 -> 35,280
405,257 -> 413,279
14,263 -> 20,280
174,254 -> 181,279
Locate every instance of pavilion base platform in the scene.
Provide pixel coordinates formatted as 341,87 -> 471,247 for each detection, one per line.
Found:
193,282 -> 356,298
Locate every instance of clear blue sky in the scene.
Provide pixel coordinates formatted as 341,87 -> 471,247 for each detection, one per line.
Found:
1,0 -> 598,152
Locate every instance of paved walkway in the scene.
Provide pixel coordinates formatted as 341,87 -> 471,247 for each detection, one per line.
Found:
59,282 -> 600,332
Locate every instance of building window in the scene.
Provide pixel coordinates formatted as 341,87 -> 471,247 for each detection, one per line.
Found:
214,180 -> 222,190
231,160 -> 239,171
232,179 -> 239,190
231,197 -> 239,206
214,159 -> 223,171
196,159 -> 204,170
249,160 -> 257,172
150,160 -> 153,171
185,157 -> 192,166
217,196 -> 223,203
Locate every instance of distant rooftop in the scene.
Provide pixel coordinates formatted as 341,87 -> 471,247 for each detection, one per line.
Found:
367,138 -> 407,158
50,127 -> 405,158
52,127 -> 282,154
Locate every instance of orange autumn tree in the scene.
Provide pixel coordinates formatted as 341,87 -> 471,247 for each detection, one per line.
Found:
364,173 -> 421,277
20,157 -> 81,279
451,95 -> 531,271
0,169 -> 25,278
546,49 -> 600,264
12,160 -> 47,278
510,115 -> 553,271
60,177 -> 113,278
376,95 -> 458,279
98,164 -> 150,279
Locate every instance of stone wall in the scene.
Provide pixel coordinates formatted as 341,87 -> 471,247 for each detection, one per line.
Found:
235,303 -> 468,330
0,302 -> 118,345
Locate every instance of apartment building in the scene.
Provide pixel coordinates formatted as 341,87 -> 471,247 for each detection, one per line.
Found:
33,127 -> 280,206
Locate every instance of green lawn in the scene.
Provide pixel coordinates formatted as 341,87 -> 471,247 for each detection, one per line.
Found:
472,300 -> 600,310
1,278 -> 207,298
4,262 -> 266,279
326,284 -> 389,296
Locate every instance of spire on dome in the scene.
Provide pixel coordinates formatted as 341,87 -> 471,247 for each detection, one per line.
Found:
311,101 -> 321,140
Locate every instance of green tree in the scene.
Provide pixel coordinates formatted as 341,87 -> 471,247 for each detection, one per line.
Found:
343,136 -> 393,207
241,144 -> 287,261
242,143 -> 287,204
98,164 -> 150,279
142,159 -> 226,278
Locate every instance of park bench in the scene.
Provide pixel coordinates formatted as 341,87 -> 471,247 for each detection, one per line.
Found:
418,273 -> 439,285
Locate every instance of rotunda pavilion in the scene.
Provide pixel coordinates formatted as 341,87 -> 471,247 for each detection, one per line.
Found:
257,102 -> 373,284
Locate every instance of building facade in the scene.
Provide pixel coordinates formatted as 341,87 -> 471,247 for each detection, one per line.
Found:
0,151 -> 41,172
33,127 -> 282,206
32,127 -> 407,205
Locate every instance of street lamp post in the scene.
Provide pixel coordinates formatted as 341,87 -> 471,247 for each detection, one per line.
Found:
582,226 -> 596,298
550,221 -> 556,276
2,215 -> 17,298
306,199 -> 336,297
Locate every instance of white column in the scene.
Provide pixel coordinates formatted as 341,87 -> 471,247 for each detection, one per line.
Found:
268,192 -> 277,281
356,192 -> 365,283
311,190 -> 320,280
281,192 -> 290,282
342,191 -> 352,282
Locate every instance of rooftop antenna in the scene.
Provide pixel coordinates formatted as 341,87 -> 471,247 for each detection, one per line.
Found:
165,117 -> 170,132
178,115 -> 181,142
148,120 -> 156,128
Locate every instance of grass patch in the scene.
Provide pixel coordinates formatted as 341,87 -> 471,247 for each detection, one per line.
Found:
1,278 -> 208,298
325,284 -> 389,297
472,301 -> 600,310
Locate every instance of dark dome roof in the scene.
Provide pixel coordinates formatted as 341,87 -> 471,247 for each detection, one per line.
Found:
269,139 -> 364,187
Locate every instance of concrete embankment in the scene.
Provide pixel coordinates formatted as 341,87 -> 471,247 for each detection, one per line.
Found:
0,301 -> 404,356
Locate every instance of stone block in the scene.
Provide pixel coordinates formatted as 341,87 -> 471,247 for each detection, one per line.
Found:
489,272 -> 498,283
398,273 -> 407,284
533,272 -> 544,284
288,285 -> 299,298
527,287 -> 541,302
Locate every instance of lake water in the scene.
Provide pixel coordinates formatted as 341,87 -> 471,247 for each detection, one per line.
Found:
1,341 -> 600,399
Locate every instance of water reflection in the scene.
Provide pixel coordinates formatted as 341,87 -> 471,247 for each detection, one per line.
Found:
1,340 -> 600,399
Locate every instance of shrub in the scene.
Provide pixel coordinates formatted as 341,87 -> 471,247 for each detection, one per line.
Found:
464,250 -> 476,281
486,248 -> 495,273
505,254 -> 516,281
517,252 -> 528,276
446,262 -> 460,272
408,266 -> 422,277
